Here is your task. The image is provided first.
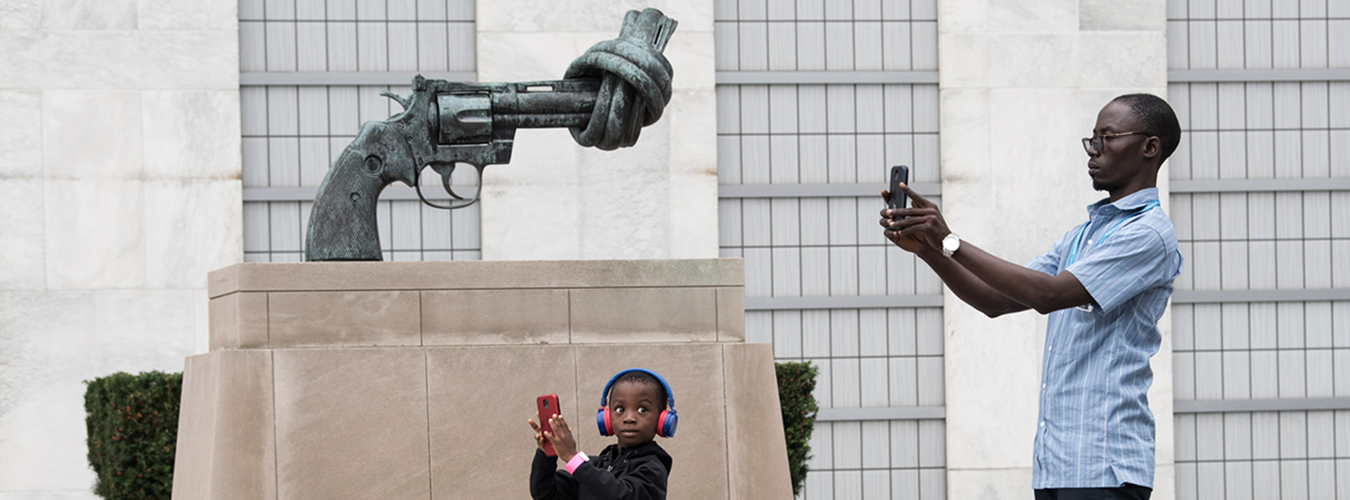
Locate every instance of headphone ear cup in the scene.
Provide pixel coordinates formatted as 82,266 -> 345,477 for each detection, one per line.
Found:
659,409 -> 677,438
596,407 -> 612,436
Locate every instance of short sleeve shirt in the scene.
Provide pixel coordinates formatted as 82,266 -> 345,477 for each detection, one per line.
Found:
1023,188 -> 1183,489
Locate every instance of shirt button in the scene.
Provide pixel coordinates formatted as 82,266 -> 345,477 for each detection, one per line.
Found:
1042,383 -> 1047,389
1040,421 -> 1046,427
1048,345 -> 1052,351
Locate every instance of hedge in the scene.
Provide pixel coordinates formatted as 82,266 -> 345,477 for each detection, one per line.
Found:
84,371 -> 182,500
775,361 -> 819,497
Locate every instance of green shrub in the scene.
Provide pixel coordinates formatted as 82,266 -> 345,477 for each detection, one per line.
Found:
776,361 -> 818,497
84,371 -> 182,500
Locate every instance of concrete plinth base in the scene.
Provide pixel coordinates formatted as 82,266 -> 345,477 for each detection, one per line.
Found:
171,259 -> 791,500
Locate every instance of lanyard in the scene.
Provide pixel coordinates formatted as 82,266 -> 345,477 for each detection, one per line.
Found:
1065,200 -> 1160,267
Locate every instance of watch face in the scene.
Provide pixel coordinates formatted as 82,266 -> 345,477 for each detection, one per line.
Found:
943,235 -> 959,253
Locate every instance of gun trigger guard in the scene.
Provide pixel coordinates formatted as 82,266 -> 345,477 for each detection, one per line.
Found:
380,91 -> 412,111
415,164 -> 486,210
442,171 -> 466,200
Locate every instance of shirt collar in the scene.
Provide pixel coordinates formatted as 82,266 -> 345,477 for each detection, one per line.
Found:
1087,187 -> 1160,216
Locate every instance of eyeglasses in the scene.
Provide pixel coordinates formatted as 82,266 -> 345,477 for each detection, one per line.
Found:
1082,131 -> 1148,154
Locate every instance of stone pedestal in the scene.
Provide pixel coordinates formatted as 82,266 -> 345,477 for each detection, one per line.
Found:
171,259 -> 791,500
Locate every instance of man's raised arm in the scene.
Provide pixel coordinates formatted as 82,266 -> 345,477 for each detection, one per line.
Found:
881,186 -> 1092,316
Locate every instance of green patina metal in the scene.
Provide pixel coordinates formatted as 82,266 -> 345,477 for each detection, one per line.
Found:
305,8 -> 677,262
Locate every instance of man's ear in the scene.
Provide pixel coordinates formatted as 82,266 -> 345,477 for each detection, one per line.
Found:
1141,136 -> 1161,160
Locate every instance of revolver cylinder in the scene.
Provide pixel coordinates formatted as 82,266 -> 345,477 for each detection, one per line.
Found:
434,79 -> 602,146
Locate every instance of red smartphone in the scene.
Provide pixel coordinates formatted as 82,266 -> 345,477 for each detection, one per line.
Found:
536,394 -> 561,457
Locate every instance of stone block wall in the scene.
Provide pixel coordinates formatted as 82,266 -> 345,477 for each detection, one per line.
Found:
173,259 -> 791,500
0,2 -> 240,497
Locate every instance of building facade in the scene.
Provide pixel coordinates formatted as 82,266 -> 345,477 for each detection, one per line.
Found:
1,0 -> 1346,499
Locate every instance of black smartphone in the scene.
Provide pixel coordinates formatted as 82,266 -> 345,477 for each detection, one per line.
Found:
888,165 -> 909,210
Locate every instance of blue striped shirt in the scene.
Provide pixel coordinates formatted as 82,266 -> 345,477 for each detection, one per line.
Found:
1023,188 -> 1183,489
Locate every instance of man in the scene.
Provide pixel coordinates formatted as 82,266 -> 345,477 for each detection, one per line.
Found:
881,94 -> 1183,500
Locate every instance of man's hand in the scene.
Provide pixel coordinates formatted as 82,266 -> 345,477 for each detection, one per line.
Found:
545,414 -> 579,464
880,185 -> 949,255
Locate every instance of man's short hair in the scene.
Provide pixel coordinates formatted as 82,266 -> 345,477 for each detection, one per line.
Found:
611,371 -> 668,411
1111,93 -> 1182,165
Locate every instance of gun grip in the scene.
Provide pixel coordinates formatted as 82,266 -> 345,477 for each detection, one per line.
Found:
305,122 -> 418,261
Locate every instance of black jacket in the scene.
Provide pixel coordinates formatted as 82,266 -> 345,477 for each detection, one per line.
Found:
529,441 -> 673,500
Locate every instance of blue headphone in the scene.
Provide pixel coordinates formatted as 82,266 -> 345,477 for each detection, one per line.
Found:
596,368 -> 678,438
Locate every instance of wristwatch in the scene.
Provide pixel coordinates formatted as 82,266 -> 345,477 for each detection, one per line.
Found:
942,233 -> 961,257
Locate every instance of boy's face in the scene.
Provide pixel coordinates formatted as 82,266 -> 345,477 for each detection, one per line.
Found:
608,380 -> 663,449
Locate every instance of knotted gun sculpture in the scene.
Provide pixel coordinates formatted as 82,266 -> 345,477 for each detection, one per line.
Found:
305,8 -> 676,261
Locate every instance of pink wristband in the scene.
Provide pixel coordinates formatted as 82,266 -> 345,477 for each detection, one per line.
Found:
564,452 -> 589,474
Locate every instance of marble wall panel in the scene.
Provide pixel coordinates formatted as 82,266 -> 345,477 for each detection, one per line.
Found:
38,0 -> 137,30
577,119 -> 672,259
942,310 -> 1044,469
0,0 -> 41,30
0,491 -> 99,499
937,0 -> 988,31
94,289 -> 197,374
935,87 -> 990,203
138,0 -> 238,31
945,467 -> 1034,500
0,91 -> 41,178
0,291 -> 98,492
1076,33 -> 1168,90
668,172 -> 720,259
476,0 -> 713,33
935,34 -> 990,88
982,89 -> 1099,262
987,0 -> 1076,33
43,179 -> 145,289
1080,0 -> 1166,31
479,129 -> 582,260
664,31 -> 715,91
41,90 -> 144,180
142,91 -> 242,180
0,32 -> 238,90
272,348 -> 430,500
0,179 -> 45,290
3,1 -> 240,496
1153,463 -> 1175,500
666,86 -> 720,260
986,34 -> 1080,88
144,180 -> 242,289
475,32 -> 606,82
192,288 -> 210,354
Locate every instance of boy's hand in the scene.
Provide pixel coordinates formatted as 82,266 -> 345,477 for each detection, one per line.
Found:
545,414 -> 579,463
527,412 -> 549,454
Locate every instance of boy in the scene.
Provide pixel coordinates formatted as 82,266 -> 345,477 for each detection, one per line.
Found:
527,369 -> 676,500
